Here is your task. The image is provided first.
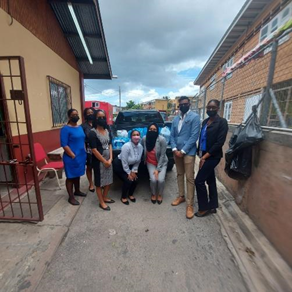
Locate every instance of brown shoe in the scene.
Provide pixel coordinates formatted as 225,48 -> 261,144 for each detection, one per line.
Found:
171,196 -> 185,206
186,206 -> 194,219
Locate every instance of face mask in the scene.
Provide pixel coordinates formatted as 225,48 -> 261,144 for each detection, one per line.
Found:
147,131 -> 158,140
179,104 -> 190,114
207,110 -> 217,117
86,114 -> 94,121
95,117 -> 107,128
132,136 -> 140,144
70,116 -> 79,123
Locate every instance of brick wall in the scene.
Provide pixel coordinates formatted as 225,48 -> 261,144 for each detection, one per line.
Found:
216,127 -> 292,267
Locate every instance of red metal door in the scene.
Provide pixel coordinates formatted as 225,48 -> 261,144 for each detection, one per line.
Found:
0,56 -> 43,221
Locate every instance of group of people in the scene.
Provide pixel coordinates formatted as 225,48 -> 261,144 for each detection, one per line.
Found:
60,95 -> 228,219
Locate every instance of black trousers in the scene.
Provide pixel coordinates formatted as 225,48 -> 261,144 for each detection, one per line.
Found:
195,158 -> 220,211
113,157 -> 138,199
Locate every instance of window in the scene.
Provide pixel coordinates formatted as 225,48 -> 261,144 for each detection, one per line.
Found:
223,101 -> 232,122
260,24 -> 269,42
209,74 -> 216,91
267,81 -> 292,128
243,94 -> 262,123
271,17 -> 278,33
222,57 -> 234,80
92,101 -> 100,108
199,86 -> 205,95
281,5 -> 291,24
48,76 -> 72,127
259,3 -> 292,43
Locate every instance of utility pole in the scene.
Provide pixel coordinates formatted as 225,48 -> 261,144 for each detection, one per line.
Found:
119,86 -> 121,110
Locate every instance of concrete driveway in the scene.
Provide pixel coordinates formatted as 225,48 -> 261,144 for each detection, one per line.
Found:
36,169 -> 248,292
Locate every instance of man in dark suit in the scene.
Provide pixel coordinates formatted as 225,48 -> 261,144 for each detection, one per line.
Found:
170,96 -> 200,219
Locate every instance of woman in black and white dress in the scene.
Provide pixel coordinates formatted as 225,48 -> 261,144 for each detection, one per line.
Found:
89,110 -> 114,211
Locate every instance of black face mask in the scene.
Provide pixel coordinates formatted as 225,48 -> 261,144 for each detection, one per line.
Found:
147,131 -> 158,140
94,117 -> 107,128
179,104 -> 190,114
146,130 -> 158,152
70,116 -> 80,123
86,114 -> 94,121
207,110 -> 217,117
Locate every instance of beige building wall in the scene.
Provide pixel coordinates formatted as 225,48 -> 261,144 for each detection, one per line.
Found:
154,99 -> 168,111
0,8 -> 81,136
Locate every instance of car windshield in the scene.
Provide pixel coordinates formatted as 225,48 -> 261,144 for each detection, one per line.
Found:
116,111 -> 164,124
160,112 -> 166,121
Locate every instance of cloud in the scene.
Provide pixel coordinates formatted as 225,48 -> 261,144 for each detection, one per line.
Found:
85,0 -> 246,104
168,82 -> 200,99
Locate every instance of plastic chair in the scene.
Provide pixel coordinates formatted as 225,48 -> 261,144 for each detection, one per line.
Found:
34,143 -> 64,189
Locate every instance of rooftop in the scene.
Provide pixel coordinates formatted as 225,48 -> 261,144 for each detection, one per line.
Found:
194,0 -> 273,85
49,0 -> 112,79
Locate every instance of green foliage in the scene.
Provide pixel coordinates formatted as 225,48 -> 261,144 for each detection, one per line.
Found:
126,100 -> 142,109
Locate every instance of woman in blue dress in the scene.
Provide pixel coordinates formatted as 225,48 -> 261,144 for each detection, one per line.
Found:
60,109 -> 87,205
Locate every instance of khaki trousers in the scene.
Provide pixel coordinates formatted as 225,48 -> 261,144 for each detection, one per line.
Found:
174,155 -> 196,206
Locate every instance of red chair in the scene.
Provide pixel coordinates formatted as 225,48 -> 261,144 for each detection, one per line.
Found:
34,143 -> 64,189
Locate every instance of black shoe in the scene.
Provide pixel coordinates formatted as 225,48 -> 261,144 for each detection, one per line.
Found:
157,200 -> 163,205
68,198 -> 80,206
74,192 -> 87,197
120,198 -> 129,205
89,188 -> 95,193
210,209 -> 217,214
99,204 -> 110,211
195,210 -> 210,217
128,196 -> 136,203
151,199 -> 157,204
104,199 -> 115,204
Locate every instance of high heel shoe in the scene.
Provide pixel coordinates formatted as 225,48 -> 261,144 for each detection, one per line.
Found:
151,195 -> 156,204
99,204 -> 110,211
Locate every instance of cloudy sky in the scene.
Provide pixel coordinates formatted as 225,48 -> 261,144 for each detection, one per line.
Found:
85,0 -> 246,105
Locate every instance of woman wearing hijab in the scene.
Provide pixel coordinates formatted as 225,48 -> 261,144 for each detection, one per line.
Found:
88,110 -> 114,211
195,99 -> 228,217
113,130 -> 143,205
81,107 -> 95,192
60,109 -> 87,205
142,123 -> 168,204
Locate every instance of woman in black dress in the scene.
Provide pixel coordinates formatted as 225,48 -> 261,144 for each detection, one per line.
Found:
89,110 -> 114,211
195,99 -> 228,217
81,107 -> 95,192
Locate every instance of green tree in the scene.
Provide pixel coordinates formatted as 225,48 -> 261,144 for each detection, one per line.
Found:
132,103 -> 142,109
126,100 -> 135,109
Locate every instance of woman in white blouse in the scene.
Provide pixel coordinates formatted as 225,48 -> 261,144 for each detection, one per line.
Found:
113,130 -> 143,205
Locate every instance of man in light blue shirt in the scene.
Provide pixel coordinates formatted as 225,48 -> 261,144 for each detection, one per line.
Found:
170,96 -> 200,219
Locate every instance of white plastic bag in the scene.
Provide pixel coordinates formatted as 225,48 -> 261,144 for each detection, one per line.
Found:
160,126 -> 171,144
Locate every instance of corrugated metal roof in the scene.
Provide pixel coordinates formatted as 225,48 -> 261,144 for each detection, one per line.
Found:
49,0 -> 112,79
194,0 -> 273,85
